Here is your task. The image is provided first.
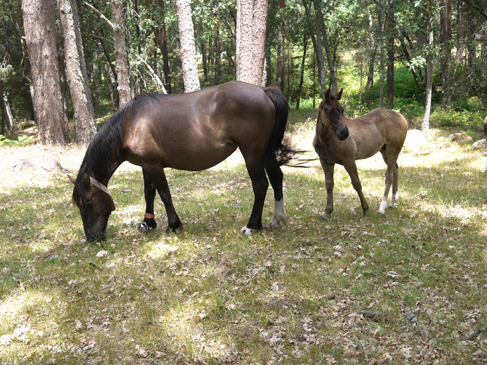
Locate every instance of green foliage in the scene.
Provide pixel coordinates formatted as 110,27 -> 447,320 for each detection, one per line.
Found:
0,135 -> 33,146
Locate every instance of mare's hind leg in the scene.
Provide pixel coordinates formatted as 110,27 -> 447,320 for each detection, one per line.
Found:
266,166 -> 288,227
144,165 -> 182,232
378,147 -> 398,213
138,169 -> 158,233
240,154 -> 269,235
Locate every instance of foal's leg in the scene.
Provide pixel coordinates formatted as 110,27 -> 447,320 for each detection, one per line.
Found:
378,147 -> 397,214
145,165 -> 182,232
319,159 -> 336,219
266,166 -> 288,227
138,169 -> 158,232
343,160 -> 369,215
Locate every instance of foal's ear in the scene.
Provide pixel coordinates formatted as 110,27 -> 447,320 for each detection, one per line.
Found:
336,88 -> 343,100
324,88 -> 332,102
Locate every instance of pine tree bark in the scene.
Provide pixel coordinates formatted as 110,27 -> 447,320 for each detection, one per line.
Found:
58,0 -> 97,144
236,0 -> 269,86
176,0 -> 200,92
111,0 -> 131,106
313,0 -> 336,93
21,0 -> 71,145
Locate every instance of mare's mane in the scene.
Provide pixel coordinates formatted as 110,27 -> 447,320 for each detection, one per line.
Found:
72,92 -> 163,204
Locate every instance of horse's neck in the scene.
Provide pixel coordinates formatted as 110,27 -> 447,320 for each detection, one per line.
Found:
85,144 -> 125,186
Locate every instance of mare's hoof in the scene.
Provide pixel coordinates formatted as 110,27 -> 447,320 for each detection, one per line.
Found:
165,225 -> 182,234
137,223 -> 155,234
241,225 -> 252,235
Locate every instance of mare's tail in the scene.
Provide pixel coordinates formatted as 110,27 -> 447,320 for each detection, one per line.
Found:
263,86 -> 294,168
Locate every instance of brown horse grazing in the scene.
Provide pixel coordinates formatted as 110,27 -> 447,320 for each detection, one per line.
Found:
69,81 -> 290,242
313,88 -> 408,219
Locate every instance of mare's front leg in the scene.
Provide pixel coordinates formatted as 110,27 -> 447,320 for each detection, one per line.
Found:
145,165 -> 182,233
266,166 -> 288,228
319,159 -> 336,219
137,169 -> 158,233
343,160 -> 369,215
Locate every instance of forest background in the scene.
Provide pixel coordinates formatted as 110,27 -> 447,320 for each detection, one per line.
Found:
0,0 -> 486,146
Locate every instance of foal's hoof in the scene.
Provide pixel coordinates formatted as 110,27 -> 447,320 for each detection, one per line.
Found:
137,222 -> 155,234
165,225 -> 182,234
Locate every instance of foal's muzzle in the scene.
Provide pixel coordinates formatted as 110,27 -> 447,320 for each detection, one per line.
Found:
337,125 -> 349,141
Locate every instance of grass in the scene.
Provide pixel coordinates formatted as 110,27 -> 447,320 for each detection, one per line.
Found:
1,116 -> 487,364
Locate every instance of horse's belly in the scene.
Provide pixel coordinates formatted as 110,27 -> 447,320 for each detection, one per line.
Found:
164,144 -> 238,171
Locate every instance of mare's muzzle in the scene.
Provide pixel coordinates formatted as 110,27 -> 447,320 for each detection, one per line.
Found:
337,125 -> 349,141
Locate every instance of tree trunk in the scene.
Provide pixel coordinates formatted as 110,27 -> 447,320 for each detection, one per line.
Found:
386,0 -> 394,109
158,0 -> 171,93
201,24 -> 208,78
111,0 -> 131,106
456,0 -> 464,63
378,0 -> 385,108
276,0 -> 285,91
302,0 -> 326,97
423,0 -> 434,131
440,0 -> 452,107
215,23 -> 221,83
21,0 -> 71,145
58,0 -> 96,144
236,0 -> 269,86
1,80 -> 14,132
313,0 -> 336,93
176,0 -> 200,92
296,37 -> 308,110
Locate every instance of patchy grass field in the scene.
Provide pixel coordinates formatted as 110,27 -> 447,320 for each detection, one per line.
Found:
1,119 -> 487,364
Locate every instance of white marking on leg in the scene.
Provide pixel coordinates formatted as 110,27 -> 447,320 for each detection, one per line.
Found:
378,196 -> 388,214
241,225 -> 252,236
269,199 -> 288,228
389,190 -> 399,208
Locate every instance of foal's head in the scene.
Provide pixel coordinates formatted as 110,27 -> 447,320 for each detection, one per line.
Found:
319,88 -> 349,141
69,173 -> 115,242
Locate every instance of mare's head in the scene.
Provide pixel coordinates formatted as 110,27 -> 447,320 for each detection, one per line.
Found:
69,173 -> 115,242
318,88 -> 349,141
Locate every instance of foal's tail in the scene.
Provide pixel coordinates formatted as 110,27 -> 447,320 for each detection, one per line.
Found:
263,86 -> 294,168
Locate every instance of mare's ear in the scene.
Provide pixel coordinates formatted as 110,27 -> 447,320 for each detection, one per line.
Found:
68,174 -> 76,184
336,88 -> 343,100
324,88 -> 332,102
83,173 -> 91,189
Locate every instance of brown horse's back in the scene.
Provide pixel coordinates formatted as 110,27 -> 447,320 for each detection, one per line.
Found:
121,82 -> 275,171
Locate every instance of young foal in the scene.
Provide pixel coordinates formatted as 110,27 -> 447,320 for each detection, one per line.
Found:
313,89 -> 408,219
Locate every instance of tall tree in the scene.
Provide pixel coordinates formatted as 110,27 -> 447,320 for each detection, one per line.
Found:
236,0 -> 269,86
21,0 -> 71,145
386,0 -> 394,109
58,0 -> 97,144
423,0 -> 434,130
440,0 -> 452,107
176,0 -> 200,92
378,0 -> 386,108
111,0 -> 131,106
313,0 -> 337,93
158,0 -> 171,93
276,0 -> 285,91
302,0 -> 326,96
